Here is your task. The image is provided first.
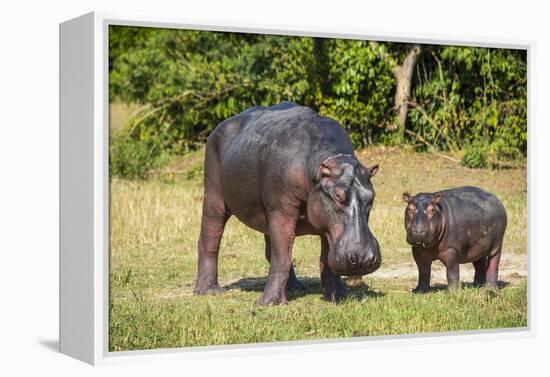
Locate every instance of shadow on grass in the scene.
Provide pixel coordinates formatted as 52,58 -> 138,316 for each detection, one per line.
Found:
425,280 -> 510,293
224,276 -> 385,302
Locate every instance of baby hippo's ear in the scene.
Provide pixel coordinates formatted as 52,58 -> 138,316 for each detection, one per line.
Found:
368,164 -> 379,177
432,192 -> 442,204
402,192 -> 412,203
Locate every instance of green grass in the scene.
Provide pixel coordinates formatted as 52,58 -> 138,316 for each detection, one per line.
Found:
109,146 -> 528,351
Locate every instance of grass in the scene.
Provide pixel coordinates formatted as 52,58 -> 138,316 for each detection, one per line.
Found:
109,145 -> 528,351
109,100 -> 141,132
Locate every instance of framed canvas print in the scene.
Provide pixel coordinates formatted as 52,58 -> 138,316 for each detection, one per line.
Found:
59,12 -> 531,365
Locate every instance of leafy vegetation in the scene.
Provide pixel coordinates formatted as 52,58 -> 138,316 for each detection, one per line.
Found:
109,26 -> 527,178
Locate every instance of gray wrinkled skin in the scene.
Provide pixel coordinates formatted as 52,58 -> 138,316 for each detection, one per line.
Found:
194,102 -> 381,304
403,186 -> 507,292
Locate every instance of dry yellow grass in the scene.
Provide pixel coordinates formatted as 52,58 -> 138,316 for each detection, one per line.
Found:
109,101 -> 141,132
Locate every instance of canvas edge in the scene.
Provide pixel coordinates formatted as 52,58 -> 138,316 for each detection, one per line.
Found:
59,11 -> 96,365
59,10 -> 535,366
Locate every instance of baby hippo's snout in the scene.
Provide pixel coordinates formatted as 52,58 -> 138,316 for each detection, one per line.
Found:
411,227 -> 427,238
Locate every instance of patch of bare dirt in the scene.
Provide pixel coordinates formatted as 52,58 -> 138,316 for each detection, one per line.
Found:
371,252 -> 527,285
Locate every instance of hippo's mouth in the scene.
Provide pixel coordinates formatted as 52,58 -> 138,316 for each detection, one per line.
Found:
406,235 -> 433,248
337,262 -> 380,276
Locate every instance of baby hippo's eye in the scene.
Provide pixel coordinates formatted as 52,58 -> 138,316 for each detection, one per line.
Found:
427,205 -> 435,216
408,204 -> 415,216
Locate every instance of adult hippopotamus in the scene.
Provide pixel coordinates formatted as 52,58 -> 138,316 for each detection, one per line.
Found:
402,186 -> 507,292
193,102 -> 381,305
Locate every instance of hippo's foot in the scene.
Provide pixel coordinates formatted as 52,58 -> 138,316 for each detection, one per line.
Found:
324,287 -> 347,303
322,277 -> 348,302
256,288 -> 287,306
324,286 -> 347,302
473,280 -> 486,288
256,293 -> 287,306
287,278 -> 306,291
286,268 -> 306,291
257,272 -> 288,305
446,282 -> 461,292
193,278 -> 225,295
412,285 -> 430,294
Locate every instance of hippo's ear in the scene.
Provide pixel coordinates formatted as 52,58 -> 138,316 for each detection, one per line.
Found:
402,192 -> 412,203
368,164 -> 379,177
319,158 -> 339,181
432,192 -> 442,204
319,163 -> 335,193
320,165 -> 332,179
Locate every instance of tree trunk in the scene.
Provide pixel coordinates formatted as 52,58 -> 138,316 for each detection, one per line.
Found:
392,45 -> 422,134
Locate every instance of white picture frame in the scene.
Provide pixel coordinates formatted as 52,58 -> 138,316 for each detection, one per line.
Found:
59,11 -> 534,365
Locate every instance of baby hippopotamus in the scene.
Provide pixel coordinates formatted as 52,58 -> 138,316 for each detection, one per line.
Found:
402,186 -> 507,292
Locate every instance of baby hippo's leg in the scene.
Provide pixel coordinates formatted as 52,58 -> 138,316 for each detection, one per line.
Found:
412,247 -> 432,293
440,248 -> 461,291
486,244 -> 502,290
473,257 -> 488,287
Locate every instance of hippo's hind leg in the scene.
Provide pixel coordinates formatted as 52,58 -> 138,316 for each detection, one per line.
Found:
473,257 -> 488,287
440,247 -> 461,291
264,234 -> 305,291
486,244 -> 502,290
194,208 -> 230,295
320,235 -> 347,302
193,147 -> 231,295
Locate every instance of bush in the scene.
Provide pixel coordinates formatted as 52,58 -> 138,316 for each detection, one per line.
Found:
487,140 -> 522,169
109,26 -> 527,177
110,136 -> 168,179
461,142 -> 487,169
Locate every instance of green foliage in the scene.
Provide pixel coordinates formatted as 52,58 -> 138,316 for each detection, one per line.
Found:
461,138 -> 525,169
461,142 -> 488,169
110,135 -> 169,179
410,47 -> 527,156
109,26 -> 527,179
487,139 -> 523,169
319,40 -> 395,146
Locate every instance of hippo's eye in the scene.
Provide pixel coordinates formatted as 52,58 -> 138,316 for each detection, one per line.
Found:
427,205 -> 435,216
408,205 -> 415,216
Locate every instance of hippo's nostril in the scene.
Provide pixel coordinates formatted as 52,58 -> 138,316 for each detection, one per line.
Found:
348,254 -> 358,265
412,228 -> 425,237
365,254 -> 376,266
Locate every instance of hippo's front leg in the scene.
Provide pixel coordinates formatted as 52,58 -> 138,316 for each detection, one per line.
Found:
264,235 -> 305,291
257,212 -> 296,305
440,248 -> 461,291
320,235 -> 347,302
412,247 -> 432,293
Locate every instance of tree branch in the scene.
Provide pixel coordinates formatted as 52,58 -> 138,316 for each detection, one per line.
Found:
404,129 -> 460,163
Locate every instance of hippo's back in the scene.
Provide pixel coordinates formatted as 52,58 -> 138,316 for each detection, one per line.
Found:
439,186 -> 507,251
440,186 -> 506,218
220,102 -> 349,160
208,102 -> 353,233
